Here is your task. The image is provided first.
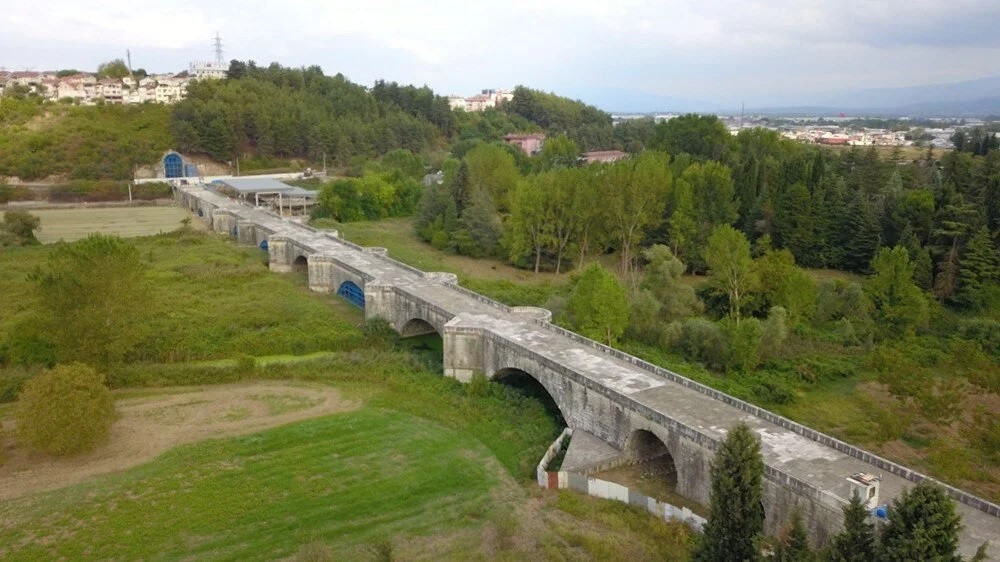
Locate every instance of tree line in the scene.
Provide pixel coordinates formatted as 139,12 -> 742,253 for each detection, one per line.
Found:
171,62 -> 453,167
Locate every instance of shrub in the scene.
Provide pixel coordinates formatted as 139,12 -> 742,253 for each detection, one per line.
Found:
676,317 -> 729,371
14,363 -> 117,455
759,306 -> 788,361
722,318 -> 762,373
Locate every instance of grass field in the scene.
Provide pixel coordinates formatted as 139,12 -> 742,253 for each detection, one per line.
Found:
27,206 -> 196,244
0,230 -> 365,364
0,409 -> 507,560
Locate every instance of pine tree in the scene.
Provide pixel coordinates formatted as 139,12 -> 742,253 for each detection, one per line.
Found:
827,491 -> 876,562
842,198 -> 881,274
878,482 -> 962,562
694,423 -> 765,562
900,227 -> 934,291
934,241 -> 961,302
958,226 -> 1000,309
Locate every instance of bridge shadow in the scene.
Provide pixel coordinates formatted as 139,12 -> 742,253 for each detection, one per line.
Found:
492,368 -> 566,428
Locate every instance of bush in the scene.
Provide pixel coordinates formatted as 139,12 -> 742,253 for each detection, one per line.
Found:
676,317 -> 728,371
14,363 -> 117,455
722,318 -> 762,372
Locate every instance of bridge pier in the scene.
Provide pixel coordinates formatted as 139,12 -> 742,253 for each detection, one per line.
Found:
236,220 -> 257,246
212,210 -> 237,236
267,236 -> 294,272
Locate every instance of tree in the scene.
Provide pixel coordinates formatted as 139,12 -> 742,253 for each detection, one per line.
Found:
705,225 -> 757,323
773,508 -> 812,561
755,249 -> 817,324
464,143 -> 520,211
685,161 -> 739,270
454,186 -> 501,257
630,245 -> 703,345
827,491 -> 876,562
14,363 -> 117,455
652,113 -> 731,161
97,59 -> 130,79
694,423 -> 765,562
0,210 -> 41,246
536,133 -> 578,171
565,263 -> 629,345
31,234 -> 151,366
507,175 -> 551,272
879,482 -> 962,562
866,246 -> 929,339
669,176 -> 698,262
958,226 -> 1000,309
605,151 -> 673,276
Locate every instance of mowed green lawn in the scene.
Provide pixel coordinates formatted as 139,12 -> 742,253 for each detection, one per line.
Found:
30,206 -> 194,243
0,408 -> 504,561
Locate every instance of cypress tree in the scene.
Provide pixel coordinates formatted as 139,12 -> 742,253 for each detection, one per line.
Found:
827,491 -> 876,562
694,423 -> 765,562
958,226 -> 1000,309
878,482 -> 962,562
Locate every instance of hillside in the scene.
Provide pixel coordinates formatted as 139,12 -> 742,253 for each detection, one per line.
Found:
0,97 -> 172,182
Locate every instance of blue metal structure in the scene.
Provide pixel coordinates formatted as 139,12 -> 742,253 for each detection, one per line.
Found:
164,153 -> 183,178
184,163 -> 198,178
259,239 -> 268,252
337,281 -> 365,308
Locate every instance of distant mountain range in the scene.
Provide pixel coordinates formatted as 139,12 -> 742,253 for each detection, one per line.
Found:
603,76 -> 1000,117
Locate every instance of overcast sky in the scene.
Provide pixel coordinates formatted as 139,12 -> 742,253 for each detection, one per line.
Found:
3,0 -> 999,111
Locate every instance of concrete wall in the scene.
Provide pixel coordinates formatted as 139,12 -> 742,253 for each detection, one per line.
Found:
537,429 -> 707,532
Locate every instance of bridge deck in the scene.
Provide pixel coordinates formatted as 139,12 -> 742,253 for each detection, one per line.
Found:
184,185 -> 998,556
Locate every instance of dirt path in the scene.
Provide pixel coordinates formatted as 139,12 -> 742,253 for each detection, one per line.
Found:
0,381 -> 359,499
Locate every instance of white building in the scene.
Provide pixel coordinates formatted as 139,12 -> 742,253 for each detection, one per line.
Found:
189,61 -> 227,80
448,88 -> 514,112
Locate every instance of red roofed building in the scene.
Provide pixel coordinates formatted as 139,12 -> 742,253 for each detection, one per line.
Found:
504,133 -> 546,155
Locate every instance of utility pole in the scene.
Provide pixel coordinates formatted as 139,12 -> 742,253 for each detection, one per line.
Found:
322,151 -> 327,176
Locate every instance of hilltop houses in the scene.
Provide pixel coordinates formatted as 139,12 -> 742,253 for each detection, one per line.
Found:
0,63 -> 222,106
448,88 -> 514,112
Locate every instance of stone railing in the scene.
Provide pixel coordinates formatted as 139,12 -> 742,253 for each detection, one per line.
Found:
537,428 -> 706,531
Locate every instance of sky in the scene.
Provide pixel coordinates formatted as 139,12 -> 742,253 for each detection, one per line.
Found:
3,0 -> 1000,112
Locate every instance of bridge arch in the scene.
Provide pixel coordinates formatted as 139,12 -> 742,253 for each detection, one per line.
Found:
292,255 -> 308,273
624,429 -> 679,489
336,280 -> 365,308
400,318 -> 438,338
259,239 -> 269,252
491,367 -> 567,427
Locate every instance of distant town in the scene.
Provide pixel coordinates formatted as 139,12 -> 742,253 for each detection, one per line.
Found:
2,56 -> 995,154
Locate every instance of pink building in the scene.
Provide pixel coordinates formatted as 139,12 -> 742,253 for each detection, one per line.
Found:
582,150 -> 628,164
504,133 -> 546,155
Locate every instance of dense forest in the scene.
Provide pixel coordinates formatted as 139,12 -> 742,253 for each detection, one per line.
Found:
171,62 -> 455,166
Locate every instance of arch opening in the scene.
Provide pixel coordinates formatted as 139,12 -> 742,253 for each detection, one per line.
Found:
336,281 -> 365,309
399,318 -> 442,372
492,368 -> 566,428
259,239 -> 268,252
590,429 -> 703,514
292,255 -> 308,273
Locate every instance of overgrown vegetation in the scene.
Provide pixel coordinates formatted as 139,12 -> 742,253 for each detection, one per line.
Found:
0,96 -> 172,180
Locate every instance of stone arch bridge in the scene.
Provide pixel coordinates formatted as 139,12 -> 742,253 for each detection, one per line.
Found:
176,185 -> 998,556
